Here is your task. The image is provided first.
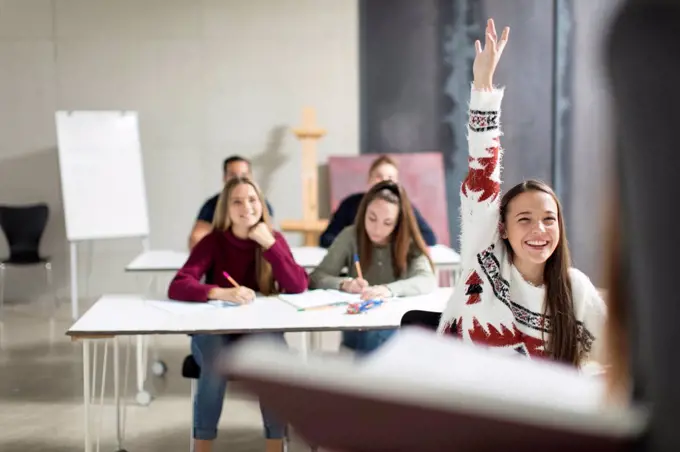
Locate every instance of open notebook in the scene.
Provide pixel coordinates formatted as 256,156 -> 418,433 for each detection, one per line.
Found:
277,289 -> 362,310
222,328 -> 647,451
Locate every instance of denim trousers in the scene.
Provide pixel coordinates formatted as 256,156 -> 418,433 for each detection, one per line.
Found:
191,333 -> 287,440
341,329 -> 397,355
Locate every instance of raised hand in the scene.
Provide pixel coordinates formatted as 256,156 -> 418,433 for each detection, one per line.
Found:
473,18 -> 509,91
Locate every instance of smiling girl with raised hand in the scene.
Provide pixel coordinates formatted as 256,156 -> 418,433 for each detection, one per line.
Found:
309,180 -> 436,354
434,19 -> 606,368
168,176 -> 308,452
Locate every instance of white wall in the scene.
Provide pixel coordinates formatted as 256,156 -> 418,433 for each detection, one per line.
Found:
0,0 -> 359,305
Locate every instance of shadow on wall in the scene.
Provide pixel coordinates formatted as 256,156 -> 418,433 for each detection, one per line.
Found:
0,148 -> 67,303
249,125 -> 289,198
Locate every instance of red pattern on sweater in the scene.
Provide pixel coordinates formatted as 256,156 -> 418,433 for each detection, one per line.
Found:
464,271 -> 483,305
468,318 -> 546,358
461,138 -> 501,203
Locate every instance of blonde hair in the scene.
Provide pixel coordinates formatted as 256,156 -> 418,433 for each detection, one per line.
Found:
213,177 -> 277,295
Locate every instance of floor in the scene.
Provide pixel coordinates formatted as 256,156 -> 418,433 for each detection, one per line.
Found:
0,298 -> 334,452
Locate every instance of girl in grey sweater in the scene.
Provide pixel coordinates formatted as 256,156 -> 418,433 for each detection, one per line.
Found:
309,181 -> 437,353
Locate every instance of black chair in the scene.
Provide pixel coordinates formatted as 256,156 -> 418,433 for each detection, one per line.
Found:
0,203 -> 55,314
400,310 -> 442,331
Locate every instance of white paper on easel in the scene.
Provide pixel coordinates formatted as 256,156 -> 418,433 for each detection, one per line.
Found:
56,111 -> 150,241
278,290 -> 361,309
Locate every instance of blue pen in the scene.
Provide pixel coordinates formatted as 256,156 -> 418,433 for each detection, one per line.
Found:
346,299 -> 384,314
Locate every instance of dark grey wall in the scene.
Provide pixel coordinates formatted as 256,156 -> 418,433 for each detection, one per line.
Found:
359,0 -> 443,154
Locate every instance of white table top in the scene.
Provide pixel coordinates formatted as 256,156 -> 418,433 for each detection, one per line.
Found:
125,245 -> 460,273
66,288 -> 452,337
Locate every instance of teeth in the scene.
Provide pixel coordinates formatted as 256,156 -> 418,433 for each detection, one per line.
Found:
527,240 -> 547,246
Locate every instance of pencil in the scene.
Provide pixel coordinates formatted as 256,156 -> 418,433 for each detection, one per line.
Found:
298,301 -> 349,312
223,271 -> 240,288
353,254 -> 363,279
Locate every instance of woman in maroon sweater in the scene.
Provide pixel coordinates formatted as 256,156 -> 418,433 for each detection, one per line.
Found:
168,177 -> 308,452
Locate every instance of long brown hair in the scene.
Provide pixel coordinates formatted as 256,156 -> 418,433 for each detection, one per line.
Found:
500,179 -> 580,366
354,180 -> 434,277
213,177 -> 277,295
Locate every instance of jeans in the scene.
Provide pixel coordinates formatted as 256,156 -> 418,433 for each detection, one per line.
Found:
341,329 -> 397,355
191,333 -> 287,440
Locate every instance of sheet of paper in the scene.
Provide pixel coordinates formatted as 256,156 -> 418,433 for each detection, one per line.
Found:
278,290 -> 361,309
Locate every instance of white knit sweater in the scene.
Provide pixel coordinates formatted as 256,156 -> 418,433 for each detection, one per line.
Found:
437,87 -> 606,363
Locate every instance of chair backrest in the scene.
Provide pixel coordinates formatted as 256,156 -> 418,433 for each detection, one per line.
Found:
0,203 -> 49,263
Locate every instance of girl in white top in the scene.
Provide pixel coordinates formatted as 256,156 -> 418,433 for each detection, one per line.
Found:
437,19 -> 606,368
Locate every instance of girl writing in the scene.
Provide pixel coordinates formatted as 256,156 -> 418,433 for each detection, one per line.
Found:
310,180 -> 436,354
168,177 -> 308,452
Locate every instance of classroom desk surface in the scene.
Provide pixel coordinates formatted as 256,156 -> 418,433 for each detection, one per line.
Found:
69,288 -> 452,452
67,288 -> 452,338
125,245 -> 461,273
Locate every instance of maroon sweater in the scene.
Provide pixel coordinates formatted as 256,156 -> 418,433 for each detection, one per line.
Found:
168,229 -> 308,302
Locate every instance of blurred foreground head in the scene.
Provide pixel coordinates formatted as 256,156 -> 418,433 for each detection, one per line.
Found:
605,0 -> 680,446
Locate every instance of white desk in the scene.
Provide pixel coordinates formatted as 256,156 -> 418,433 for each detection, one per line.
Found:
68,289 -> 451,452
123,245 -> 460,405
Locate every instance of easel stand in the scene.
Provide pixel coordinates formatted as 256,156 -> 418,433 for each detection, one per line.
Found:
281,107 -> 329,246
69,237 -> 150,320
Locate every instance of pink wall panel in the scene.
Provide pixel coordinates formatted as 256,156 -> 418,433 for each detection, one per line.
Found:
327,152 -> 450,246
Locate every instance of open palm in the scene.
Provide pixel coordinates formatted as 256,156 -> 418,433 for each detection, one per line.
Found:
473,18 -> 510,90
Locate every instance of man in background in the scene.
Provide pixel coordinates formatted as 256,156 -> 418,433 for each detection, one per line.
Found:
189,155 -> 274,248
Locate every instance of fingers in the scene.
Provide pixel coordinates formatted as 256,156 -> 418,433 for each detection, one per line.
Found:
236,287 -> 255,303
488,18 -> 497,41
357,278 -> 369,288
475,40 -> 482,54
498,26 -> 510,53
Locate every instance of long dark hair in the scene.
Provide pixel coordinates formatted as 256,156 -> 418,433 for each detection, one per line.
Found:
500,179 -> 580,366
354,181 -> 434,277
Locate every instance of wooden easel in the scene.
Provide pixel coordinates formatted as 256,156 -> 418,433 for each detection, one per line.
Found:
280,107 -> 329,246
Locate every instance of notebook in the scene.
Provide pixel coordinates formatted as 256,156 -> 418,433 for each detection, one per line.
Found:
277,289 -> 362,310
221,328 -> 648,452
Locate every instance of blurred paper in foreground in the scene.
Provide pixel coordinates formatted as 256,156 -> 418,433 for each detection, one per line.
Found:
222,328 -> 647,452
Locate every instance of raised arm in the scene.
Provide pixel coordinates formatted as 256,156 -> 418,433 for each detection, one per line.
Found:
459,19 -> 509,268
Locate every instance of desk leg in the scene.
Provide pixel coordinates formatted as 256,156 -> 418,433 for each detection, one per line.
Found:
310,331 -> 321,352
299,332 -> 309,360
135,335 -> 152,405
114,337 -> 127,451
70,242 -> 79,320
82,339 -> 92,452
